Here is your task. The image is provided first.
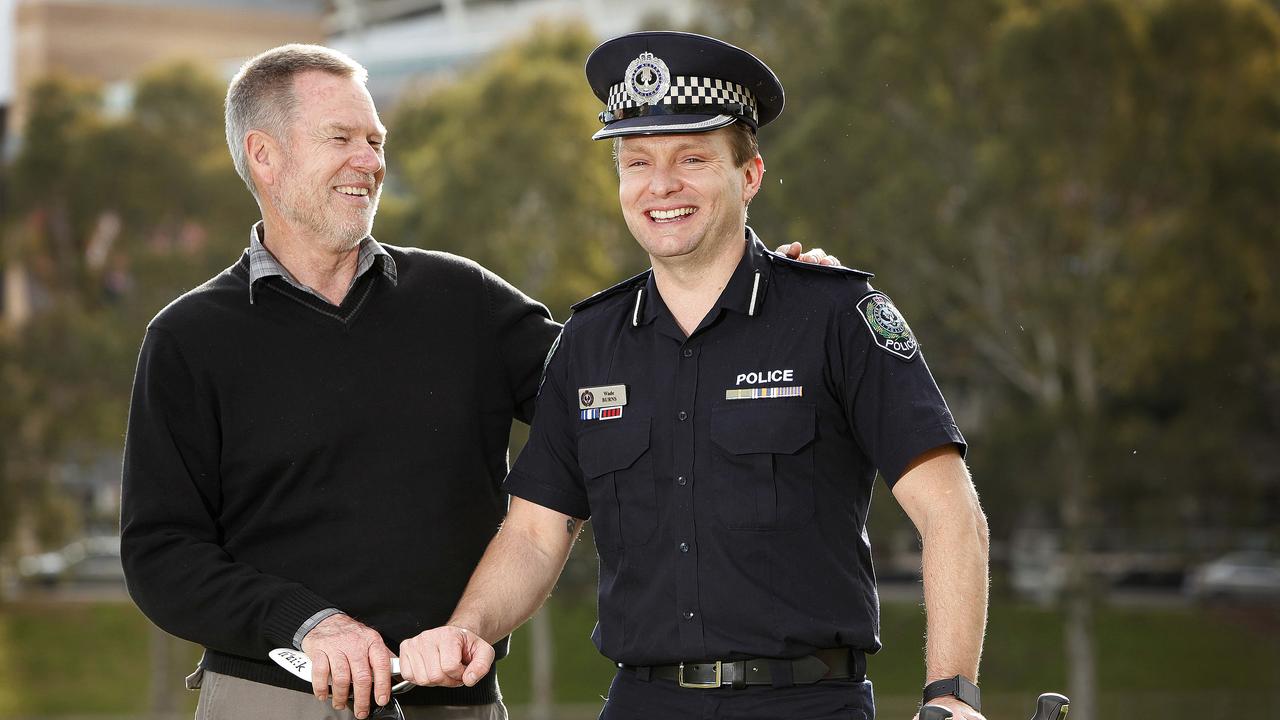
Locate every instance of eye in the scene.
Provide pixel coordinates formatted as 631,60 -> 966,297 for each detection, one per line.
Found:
332,136 -> 349,142
682,156 -> 705,164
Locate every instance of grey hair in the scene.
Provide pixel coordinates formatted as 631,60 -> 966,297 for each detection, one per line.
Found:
225,44 -> 368,201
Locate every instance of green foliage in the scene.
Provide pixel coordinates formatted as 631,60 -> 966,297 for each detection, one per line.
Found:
386,24 -> 647,318
716,0 -> 1280,539
0,62 -> 258,550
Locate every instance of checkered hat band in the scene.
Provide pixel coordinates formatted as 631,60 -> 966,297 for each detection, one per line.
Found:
606,76 -> 759,123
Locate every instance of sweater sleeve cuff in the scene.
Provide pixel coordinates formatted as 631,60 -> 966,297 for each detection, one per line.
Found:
265,586 -> 340,650
293,608 -> 345,650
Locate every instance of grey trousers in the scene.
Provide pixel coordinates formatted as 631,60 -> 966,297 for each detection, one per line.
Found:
193,670 -> 508,720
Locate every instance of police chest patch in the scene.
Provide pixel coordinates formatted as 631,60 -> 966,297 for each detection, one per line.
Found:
857,292 -> 918,360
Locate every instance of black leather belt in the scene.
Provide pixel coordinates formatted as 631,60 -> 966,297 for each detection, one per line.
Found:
625,648 -> 865,689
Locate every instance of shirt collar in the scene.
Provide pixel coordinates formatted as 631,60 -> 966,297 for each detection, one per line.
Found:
634,226 -> 773,328
246,221 -> 398,304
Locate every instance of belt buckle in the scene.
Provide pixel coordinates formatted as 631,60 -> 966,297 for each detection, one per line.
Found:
677,661 -> 722,689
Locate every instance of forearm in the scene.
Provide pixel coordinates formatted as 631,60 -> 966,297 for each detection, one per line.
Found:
920,504 -> 989,682
122,327 -> 334,655
447,500 -> 580,643
122,521 -> 335,654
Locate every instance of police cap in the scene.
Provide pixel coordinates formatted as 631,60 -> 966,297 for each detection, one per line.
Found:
585,31 -> 784,141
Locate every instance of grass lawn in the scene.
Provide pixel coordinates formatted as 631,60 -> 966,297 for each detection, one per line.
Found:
0,594 -> 1275,717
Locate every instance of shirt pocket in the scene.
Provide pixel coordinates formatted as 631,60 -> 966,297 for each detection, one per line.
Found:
709,402 -> 816,530
578,418 -> 656,550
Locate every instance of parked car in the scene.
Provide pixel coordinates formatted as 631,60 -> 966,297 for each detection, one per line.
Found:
17,551 -> 67,587
16,536 -> 123,588
1185,551 -> 1280,601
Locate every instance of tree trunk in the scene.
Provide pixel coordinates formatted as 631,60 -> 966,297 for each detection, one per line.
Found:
528,606 -> 554,720
147,624 -> 178,718
1059,419 -> 1098,720
1064,592 -> 1097,720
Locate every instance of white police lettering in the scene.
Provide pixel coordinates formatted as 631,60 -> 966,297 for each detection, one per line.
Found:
735,369 -> 795,386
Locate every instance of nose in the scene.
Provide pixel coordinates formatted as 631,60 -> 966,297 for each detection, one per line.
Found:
647,164 -> 682,196
350,141 -> 383,175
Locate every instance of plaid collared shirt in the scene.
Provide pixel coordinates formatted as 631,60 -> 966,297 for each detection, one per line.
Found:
246,221 -> 398,304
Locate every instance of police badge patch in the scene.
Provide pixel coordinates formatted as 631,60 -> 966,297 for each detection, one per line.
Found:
857,292 -> 919,360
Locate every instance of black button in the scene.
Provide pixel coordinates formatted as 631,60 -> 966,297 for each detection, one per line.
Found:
678,411 -> 688,421
683,611 -> 695,620
677,475 -> 687,486
679,542 -> 689,553
682,348 -> 693,358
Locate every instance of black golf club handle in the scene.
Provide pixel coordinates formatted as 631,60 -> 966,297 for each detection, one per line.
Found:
919,706 -> 954,720
1031,692 -> 1070,720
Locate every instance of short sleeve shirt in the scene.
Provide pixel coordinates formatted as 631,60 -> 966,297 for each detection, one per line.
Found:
505,230 -> 965,665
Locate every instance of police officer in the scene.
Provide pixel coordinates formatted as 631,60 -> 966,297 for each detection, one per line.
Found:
399,32 -> 990,720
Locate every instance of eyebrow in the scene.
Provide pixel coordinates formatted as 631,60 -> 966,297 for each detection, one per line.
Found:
669,141 -> 715,154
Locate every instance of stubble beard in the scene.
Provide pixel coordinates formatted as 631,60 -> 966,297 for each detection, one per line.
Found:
273,161 -> 380,254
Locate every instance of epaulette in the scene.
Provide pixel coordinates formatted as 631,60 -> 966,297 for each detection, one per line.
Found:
764,247 -> 874,279
570,269 -> 652,313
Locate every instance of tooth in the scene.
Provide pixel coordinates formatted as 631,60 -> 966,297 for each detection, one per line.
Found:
649,208 -> 693,219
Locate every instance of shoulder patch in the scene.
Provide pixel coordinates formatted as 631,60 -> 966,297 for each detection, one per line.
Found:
765,248 -> 874,278
857,292 -> 918,360
571,270 -> 651,313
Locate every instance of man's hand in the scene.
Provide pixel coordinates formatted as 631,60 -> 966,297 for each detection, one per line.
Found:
914,697 -> 986,720
399,625 -> 495,688
300,613 -> 395,718
776,241 -> 841,267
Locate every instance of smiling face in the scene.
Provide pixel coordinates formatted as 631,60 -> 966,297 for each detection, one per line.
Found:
616,127 -> 763,269
269,70 -> 387,253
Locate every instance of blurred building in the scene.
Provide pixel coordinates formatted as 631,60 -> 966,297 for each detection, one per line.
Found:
1,0 -> 12,151
329,0 -> 699,108
7,0 -> 325,144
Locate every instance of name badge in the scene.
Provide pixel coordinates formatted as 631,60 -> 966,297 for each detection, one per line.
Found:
578,384 -> 628,410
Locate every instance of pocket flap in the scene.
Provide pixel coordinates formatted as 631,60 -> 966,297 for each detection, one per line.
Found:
710,403 -> 816,455
579,418 -> 652,478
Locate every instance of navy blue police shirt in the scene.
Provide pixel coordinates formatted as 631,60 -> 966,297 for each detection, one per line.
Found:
505,230 -> 965,666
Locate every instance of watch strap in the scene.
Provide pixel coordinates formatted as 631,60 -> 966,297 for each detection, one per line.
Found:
922,675 -> 981,712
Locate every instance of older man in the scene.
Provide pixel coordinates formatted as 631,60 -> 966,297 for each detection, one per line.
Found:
120,44 -> 558,720
399,32 -> 990,720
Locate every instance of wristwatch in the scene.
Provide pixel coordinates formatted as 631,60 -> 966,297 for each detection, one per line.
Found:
922,675 -> 981,712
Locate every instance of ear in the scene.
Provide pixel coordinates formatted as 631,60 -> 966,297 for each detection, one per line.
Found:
742,154 -> 765,204
245,129 -> 282,189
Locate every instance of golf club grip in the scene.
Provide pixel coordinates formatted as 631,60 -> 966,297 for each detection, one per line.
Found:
920,705 -> 953,720
1031,692 -> 1070,720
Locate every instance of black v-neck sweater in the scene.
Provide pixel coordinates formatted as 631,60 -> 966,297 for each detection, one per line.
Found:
121,245 -> 560,704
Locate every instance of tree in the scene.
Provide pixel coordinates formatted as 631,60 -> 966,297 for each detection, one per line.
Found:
386,24 -> 647,319
0,62 -> 257,555
714,1 -> 1280,717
